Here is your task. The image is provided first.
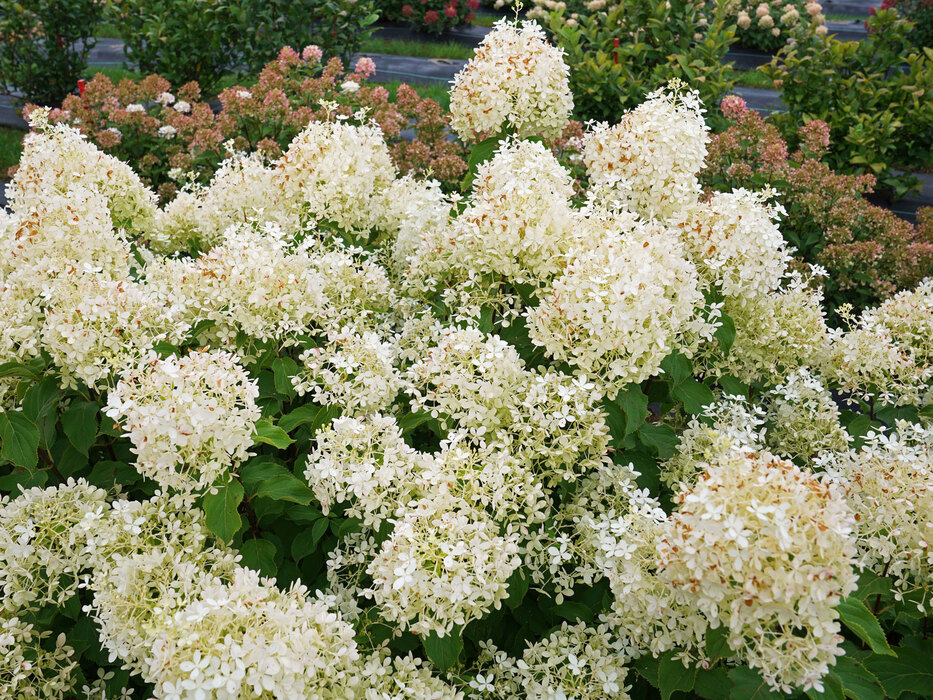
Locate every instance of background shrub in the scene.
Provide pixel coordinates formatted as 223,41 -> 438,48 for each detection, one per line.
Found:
874,0 -> 933,49
548,0 -> 737,123
766,10 -> 933,197
702,95 -> 933,310
732,0 -> 827,52
0,0 -> 104,106
382,0 -> 481,34
42,49 -> 467,200
105,0 -> 378,94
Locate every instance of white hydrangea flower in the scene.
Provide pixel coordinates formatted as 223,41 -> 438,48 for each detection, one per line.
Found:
823,299 -> 932,407
105,350 -> 261,491
474,622 -> 630,699
764,369 -> 850,461
527,213 -> 706,397
154,151 -> 300,254
450,20 -> 573,142
305,414 -> 430,529
699,269 -> 831,384
0,185 -> 131,297
365,499 -> 521,637
0,616 -> 77,699
275,120 -> 397,234
673,188 -> 790,299
583,82 -> 708,220
377,174 -> 451,269
9,111 -> 157,233
292,329 -> 401,415
0,479 -> 110,612
659,450 -> 858,693
148,567 -> 360,699
662,394 -> 766,488
822,422 -> 933,612
40,273 -> 184,390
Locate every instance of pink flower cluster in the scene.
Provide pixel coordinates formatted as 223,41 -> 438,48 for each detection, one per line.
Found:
704,96 -> 933,307
39,47 -> 466,200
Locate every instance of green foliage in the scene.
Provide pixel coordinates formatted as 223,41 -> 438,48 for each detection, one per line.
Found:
105,0 -> 379,93
0,0 -> 104,106
549,0 -> 737,123
766,11 -> 933,196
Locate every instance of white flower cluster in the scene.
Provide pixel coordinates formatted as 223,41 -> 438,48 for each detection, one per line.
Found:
823,422 -> 933,611
155,151 -> 299,254
450,20 -> 573,142
473,622 -> 630,699
658,450 -> 858,692
764,368 -> 851,461
674,188 -> 790,300
11,109 -> 158,233
0,616 -> 77,700
276,119 -> 397,234
105,350 -> 261,491
662,394 -> 766,487
292,329 -> 401,415
365,499 -> 521,637
527,215 -> 708,397
39,274 -> 183,389
0,482 -> 465,699
583,83 -> 708,220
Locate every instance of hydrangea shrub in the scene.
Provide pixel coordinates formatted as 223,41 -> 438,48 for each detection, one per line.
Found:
1,19 -> 932,700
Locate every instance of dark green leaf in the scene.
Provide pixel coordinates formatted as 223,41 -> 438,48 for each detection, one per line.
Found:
638,422 -> 679,458
202,480 -> 244,542
253,418 -> 294,449
805,672 -> 844,700
461,136 -> 500,192
863,641 -> 933,698
505,568 -> 530,610
715,312 -> 736,353
695,667 -> 731,700
834,655 -> 884,700
634,654 -> 660,688
22,378 -> 60,422
0,411 -> 39,469
659,651 -> 697,700
0,361 -> 41,380
271,357 -> 298,398
279,404 -> 321,433
673,378 -> 715,415
241,460 -> 314,504
837,597 -> 895,656
422,629 -> 463,672
240,538 -> 277,578
61,400 -> 99,456
728,667 -> 783,699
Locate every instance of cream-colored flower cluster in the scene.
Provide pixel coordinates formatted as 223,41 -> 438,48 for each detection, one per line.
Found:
276,119 -> 398,235
11,109 -> 158,233
823,422 -> 933,611
293,329 -> 401,415
584,83 -> 709,220
764,368 -> 851,461
0,482 -> 464,699
365,498 -> 521,637
104,350 -> 261,491
472,622 -> 631,699
662,394 -> 766,487
450,20 -> 573,142
0,616 -> 77,700
659,450 -> 858,693
674,188 -> 790,300
527,214 -> 709,397
40,274 -> 183,390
